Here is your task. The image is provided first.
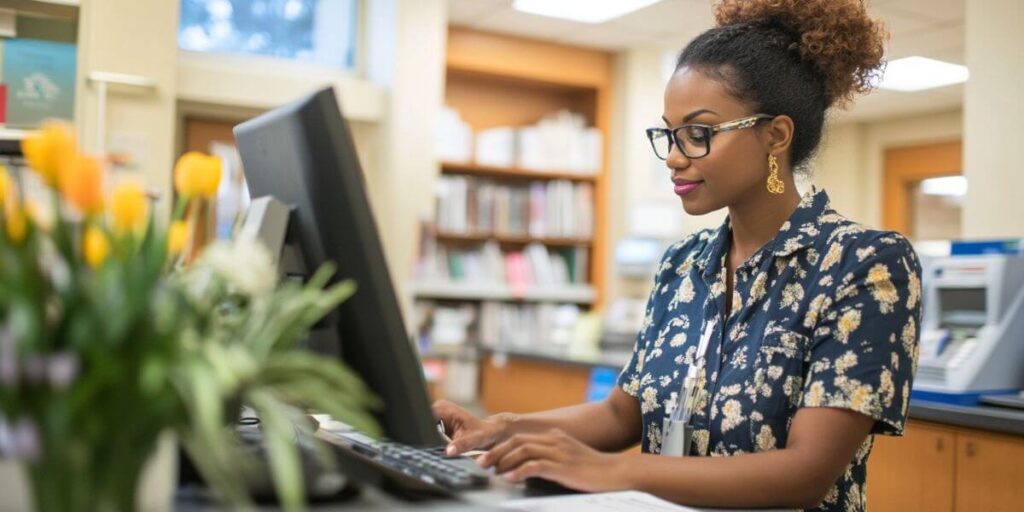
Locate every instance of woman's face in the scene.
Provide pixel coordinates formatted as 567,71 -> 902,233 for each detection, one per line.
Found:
661,67 -> 776,215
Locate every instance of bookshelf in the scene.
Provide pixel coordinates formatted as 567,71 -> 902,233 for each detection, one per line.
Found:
430,229 -> 591,248
440,160 -> 597,183
418,27 -> 610,294
414,28 -> 612,405
410,281 -> 597,304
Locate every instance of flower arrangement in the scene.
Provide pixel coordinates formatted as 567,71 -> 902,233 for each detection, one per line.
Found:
0,122 -> 379,511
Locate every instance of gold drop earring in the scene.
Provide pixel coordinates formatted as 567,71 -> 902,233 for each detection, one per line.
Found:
767,154 -> 784,194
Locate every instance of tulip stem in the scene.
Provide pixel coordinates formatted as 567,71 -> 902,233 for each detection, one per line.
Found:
173,196 -> 189,221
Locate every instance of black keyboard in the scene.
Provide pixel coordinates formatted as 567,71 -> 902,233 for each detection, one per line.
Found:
328,431 -> 490,493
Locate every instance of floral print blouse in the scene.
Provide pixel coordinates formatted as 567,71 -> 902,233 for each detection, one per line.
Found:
617,186 -> 922,512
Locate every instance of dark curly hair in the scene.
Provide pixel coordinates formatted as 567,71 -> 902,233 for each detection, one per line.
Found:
676,0 -> 888,171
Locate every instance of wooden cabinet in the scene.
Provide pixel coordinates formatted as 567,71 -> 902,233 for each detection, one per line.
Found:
868,420 -> 1024,512
867,421 -> 956,512
479,355 -> 592,414
955,432 -> 1024,511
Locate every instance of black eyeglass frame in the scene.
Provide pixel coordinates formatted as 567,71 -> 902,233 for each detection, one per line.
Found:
646,114 -> 776,160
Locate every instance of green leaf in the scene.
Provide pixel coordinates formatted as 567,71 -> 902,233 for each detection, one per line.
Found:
249,391 -> 305,512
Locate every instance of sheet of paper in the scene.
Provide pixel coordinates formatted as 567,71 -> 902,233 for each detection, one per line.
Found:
500,491 -> 699,512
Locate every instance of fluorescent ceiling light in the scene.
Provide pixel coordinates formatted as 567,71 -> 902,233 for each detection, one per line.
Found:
920,176 -> 967,196
512,0 -> 663,24
878,56 -> 969,92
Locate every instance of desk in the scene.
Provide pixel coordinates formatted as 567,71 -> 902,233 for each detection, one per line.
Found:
175,479 -> 781,511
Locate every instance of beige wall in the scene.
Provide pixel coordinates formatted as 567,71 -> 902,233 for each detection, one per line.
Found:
177,53 -> 386,123
815,109 -> 963,228
812,122 -> 865,220
962,0 -> 1024,238
363,0 -> 448,329
75,0 -> 180,215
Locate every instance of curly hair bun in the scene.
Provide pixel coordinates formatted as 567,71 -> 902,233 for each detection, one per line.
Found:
714,0 -> 888,109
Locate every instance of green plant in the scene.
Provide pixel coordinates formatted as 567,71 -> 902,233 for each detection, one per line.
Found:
172,239 -> 381,510
0,123 -> 379,512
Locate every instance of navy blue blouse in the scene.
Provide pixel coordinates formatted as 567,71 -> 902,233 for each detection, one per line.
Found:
617,187 -> 922,511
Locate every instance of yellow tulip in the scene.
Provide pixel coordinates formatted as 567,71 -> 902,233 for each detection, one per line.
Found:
4,205 -> 27,244
83,226 -> 110,268
109,182 -> 149,233
21,121 -> 77,187
60,154 -> 104,215
174,152 -> 222,199
167,220 -> 189,255
0,167 -> 11,209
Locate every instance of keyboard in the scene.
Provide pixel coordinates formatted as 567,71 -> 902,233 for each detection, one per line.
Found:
323,430 -> 490,493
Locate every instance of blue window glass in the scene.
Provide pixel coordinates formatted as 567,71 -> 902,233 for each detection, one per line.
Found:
179,0 -> 357,69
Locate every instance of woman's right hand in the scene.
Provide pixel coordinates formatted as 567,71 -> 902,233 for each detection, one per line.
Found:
432,400 -> 516,456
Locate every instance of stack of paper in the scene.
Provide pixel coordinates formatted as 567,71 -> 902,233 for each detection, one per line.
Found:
501,491 -> 701,511
515,110 -> 602,175
476,127 -> 517,167
436,105 -> 473,163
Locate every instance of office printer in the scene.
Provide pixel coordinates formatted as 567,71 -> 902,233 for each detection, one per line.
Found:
912,254 -> 1024,404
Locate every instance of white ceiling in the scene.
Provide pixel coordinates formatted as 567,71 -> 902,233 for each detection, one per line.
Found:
447,0 -> 967,122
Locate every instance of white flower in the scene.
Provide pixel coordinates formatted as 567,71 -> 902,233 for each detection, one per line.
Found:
197,238 -> 277,297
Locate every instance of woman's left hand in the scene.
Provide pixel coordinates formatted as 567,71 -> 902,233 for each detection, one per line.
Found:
476,428 -> 630,492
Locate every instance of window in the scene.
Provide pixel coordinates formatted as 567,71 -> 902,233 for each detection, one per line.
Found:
911,175 -> 965,242
178,0 -> 357,69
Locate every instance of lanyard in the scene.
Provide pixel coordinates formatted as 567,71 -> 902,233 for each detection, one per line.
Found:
668,318 -> 717,424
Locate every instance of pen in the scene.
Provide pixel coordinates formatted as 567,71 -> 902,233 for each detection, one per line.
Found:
670,319 -> 717,424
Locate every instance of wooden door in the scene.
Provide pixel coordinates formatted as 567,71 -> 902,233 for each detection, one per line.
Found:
956,432 -> 1024,511
881,140 -> 962,237
866,420 -> 956,512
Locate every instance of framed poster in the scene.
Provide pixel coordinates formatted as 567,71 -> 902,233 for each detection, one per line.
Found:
2,39 -> 76,127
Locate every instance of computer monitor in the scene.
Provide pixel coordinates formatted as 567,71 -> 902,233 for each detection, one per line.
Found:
233,87 -> 444,448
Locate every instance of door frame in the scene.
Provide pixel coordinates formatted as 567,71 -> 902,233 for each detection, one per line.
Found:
882,140 -> 962,237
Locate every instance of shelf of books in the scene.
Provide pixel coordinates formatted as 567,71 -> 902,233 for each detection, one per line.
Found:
415,28 -> 612,404
439,160 -> 597,183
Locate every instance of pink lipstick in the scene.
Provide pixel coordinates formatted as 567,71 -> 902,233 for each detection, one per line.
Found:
673,180 -> 703,197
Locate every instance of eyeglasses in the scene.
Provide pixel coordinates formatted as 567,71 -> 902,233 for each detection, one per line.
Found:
646,114 -> 775,160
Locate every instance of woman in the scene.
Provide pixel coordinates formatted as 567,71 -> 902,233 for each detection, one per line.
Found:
433,0 -> 922,509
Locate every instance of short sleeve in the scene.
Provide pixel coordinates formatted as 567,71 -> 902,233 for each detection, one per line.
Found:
800,235 -> 923,436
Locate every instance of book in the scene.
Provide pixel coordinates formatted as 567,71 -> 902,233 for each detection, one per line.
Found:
434,175 -> 594,240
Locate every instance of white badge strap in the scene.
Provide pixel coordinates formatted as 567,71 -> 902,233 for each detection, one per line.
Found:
687,319 -> 717,379
672,319 -> 718,423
